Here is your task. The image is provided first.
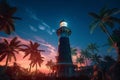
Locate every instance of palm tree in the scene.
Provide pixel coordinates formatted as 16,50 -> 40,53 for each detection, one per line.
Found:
0,0 -> 21,34
46,59 -> 55,73
89,7 -> 120,44
71,48 -> 78,55
91,53 -> 102,64
81,49 -> 91,66
29,51 -> 44,72
104,55 -> 116,62
76,56 -> 85,67
20,41 -> 45,72
0,37 -> 22,69
87,43 -> 99,54
71,48 -> 78,64
109,28 -> 120,61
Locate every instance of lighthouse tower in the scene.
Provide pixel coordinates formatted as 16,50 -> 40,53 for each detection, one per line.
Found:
56,20 -> 74,77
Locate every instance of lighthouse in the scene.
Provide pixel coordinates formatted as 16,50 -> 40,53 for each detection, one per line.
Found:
56,20 -> 74,77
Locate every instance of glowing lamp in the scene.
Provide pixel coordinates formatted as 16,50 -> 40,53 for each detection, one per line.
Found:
60,21 -> 68,27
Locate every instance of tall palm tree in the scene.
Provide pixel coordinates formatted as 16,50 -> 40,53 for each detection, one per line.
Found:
87,43 -> 99,54
0,0 -> 21,34
89,7 -> 120,44
0,37 -> 22,69
20,41 -> 45,72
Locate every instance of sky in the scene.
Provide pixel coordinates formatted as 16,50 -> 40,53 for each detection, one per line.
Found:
0,0 -> 120,73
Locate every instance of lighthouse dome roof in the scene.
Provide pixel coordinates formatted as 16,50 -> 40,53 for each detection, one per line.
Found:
60,20 -> 68,27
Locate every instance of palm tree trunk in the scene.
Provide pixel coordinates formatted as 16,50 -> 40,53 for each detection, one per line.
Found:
101,24 -> 114,44
118,48 -> 120,62
5,56 -> 9,70
36,64 -> 37,73
29,64 -> 31,72
85,59 -> 88,66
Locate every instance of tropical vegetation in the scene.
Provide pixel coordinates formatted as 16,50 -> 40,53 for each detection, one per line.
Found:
0,37 -> 22,69
20,41 -> 45,72
0,0 -> 120,79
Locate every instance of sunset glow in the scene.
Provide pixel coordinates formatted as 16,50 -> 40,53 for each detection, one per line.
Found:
0,36 -> 57,73
0,0 -> 120,79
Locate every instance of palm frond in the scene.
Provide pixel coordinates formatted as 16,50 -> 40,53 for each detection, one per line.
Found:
34,42 -> 40,49
107,8 -> 120,16
15,44 -> 23,48
0,53 -> 6,61
39,50 -> 45,52
89,20 -> 99,34
105,21 -> 114,28
109,17 -> 120,24
38,62 -> 41,67
14,41 -> 21,47
12,16 -> 22,20
9,7 -> 17,15
4,39 -> 9,44
88,12 -> 100,19
21,44 -> 30,48
23,53 -> 29,58
13,50 -> 19,54
99,6 -> 108,17
30,41 -> 33,47
10,37 -> 17,45
4,25 -> 11,34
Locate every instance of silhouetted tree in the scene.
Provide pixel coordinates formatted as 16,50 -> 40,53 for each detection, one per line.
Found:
91,54 -> 102,65
81,49 -> 91,66
21,41 -> 45,72
89,7 -> 120,45
109,28 -> 120,61
46,59 -> 55,74
87,43 -> 99,54
0,0 -> 21,34
0,37 -> 22,69
109,28 -> 120,80
76,56 -> 85,68
71,48 -> 78,55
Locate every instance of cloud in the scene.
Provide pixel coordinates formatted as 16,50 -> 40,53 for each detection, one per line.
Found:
25,8 -> 55,35
25,8 -> 40,21
41,42 -> 57,61
29,25 -> 37,32
52,29 -> 55,33
34,36 -> 46,43
38,25 -> 45,30
41,21 -> 55,35
38,21 -> 55,35
42,21 -> 50,28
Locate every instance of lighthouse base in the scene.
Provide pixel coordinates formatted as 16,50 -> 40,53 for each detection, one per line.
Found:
56,63 -> 75,77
